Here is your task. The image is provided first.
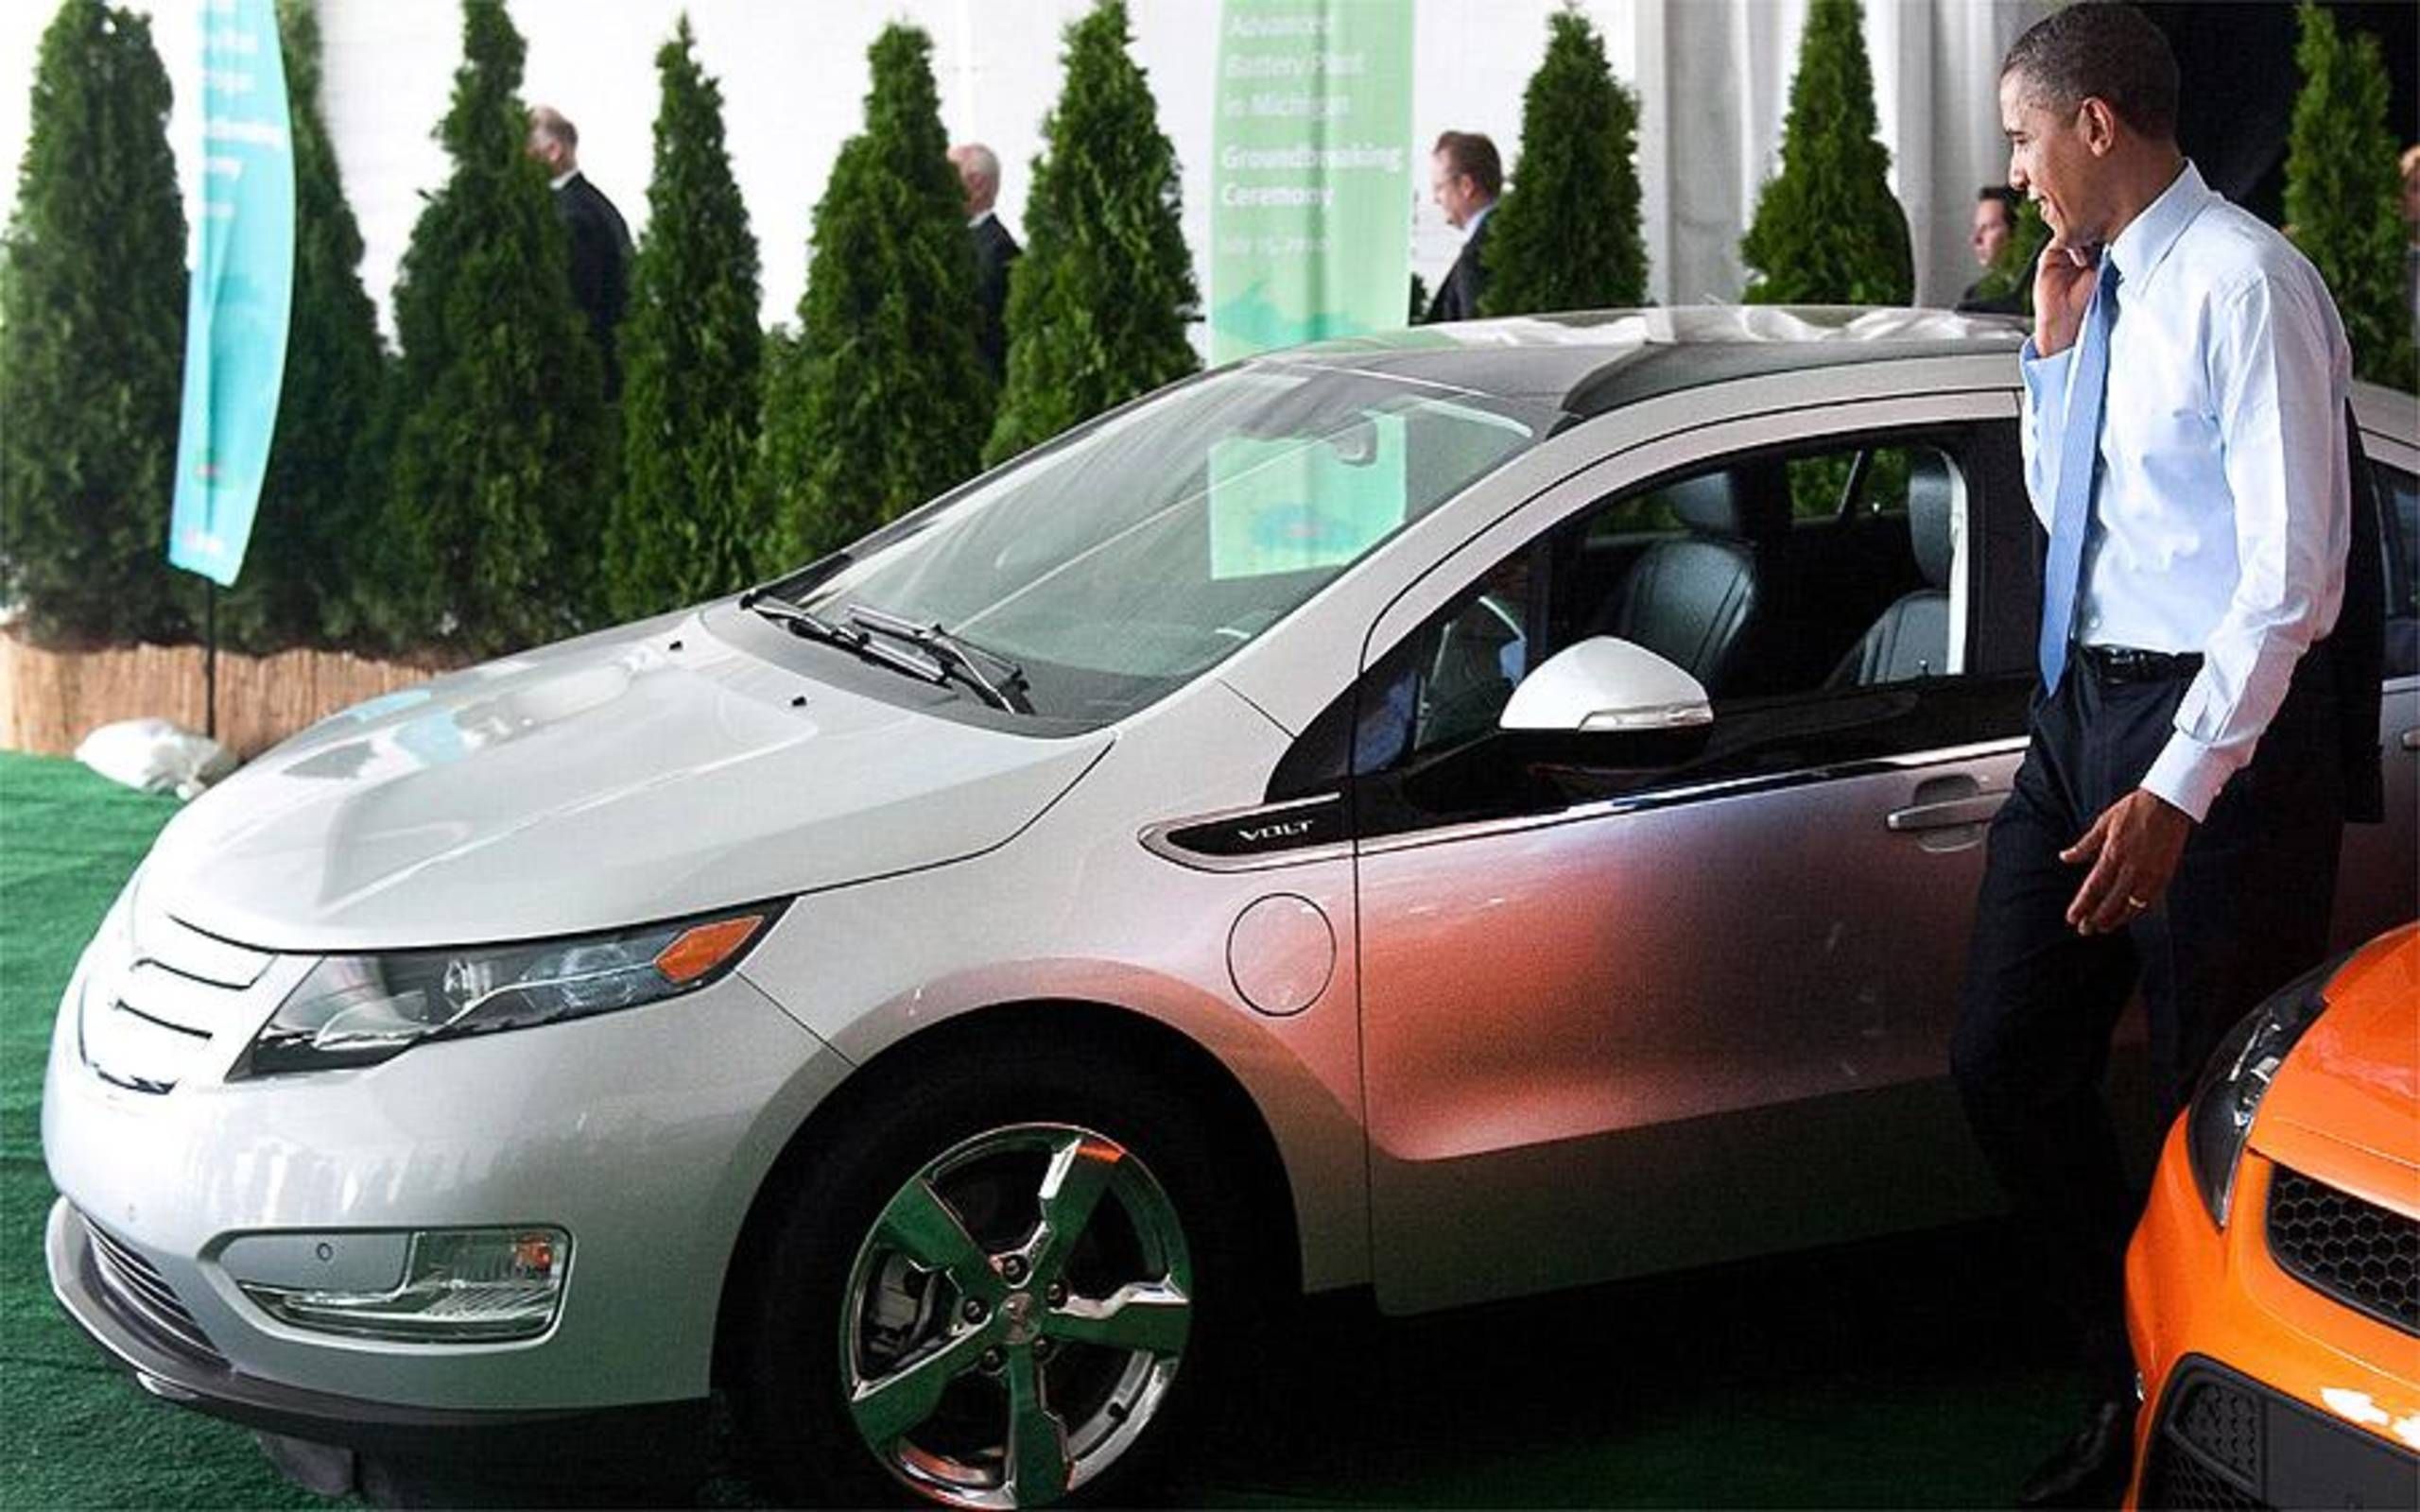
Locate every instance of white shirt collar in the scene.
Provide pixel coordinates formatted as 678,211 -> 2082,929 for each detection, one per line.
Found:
2104,159 -> 2210,288
549,168 -> 579,192
969,209 -> 996,231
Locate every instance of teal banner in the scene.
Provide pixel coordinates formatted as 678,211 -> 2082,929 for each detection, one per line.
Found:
1209,0 -> 1414,363
169,0 -> 295,587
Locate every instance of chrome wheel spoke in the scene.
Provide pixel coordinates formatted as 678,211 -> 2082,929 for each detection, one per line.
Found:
874,1176 -> 989,1281
1002,1348 -> 1072,1506
848,1326 -> 992,1449
1045,1280 -> 1191,1358
1030,1132 -> 1120,1280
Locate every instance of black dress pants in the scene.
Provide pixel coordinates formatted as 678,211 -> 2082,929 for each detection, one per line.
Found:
1952,648 -> 2345,1398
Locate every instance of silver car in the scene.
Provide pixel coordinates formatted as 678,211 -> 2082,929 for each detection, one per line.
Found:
43,309 -> 2420,1508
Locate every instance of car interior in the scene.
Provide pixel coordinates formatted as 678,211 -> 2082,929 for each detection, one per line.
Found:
1404,438 -> 1971,762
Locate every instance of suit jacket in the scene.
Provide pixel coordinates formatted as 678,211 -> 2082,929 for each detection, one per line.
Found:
1954,277 -> 2027,317
554,172 -> 633,389
971,212 -> 1022,380
1425,212 -> 1493,324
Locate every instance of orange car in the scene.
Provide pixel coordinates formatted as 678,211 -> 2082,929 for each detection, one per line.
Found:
2126,923 -> 2419,1507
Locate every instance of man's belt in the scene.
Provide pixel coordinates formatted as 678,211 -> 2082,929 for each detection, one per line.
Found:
2075,643 -> 2205,683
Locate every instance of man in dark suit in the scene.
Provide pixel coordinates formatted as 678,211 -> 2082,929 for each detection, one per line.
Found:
527,106 -> 633,395
950,143 -> 1021,383
1957,184 -> 2031,315
1425,130 -> 1500,324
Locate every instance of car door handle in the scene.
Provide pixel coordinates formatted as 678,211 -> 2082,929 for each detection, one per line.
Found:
1885,794 -> 2008,833
2401,726 -> 2418,753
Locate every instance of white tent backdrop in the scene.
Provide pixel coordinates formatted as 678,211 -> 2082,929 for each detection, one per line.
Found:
0,0 -> 2052,342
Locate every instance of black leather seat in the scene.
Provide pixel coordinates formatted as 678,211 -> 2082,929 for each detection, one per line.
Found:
1594,461 -> 1790,696
1830,451 -> 1955,685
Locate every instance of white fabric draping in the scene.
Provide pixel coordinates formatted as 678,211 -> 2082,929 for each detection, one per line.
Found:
1637,0 -> 2052,309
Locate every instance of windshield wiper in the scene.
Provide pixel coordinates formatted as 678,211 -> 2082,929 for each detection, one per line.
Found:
738,589 -> 953,690
845,603 -> 1032,713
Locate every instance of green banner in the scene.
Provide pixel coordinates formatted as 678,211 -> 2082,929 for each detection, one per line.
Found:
1209,0 -> 1414,363
169,0 -> 295,587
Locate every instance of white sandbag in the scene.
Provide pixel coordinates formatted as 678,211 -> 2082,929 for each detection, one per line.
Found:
74,717 -> 237,799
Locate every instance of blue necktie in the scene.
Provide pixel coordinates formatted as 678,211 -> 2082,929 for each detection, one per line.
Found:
2038,257 -> 2122,692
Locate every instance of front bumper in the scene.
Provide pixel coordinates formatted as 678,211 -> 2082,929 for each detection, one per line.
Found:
2126,1124 -> 2420,1506
43,943 -> 850,1415
47,1196 -> 705,1474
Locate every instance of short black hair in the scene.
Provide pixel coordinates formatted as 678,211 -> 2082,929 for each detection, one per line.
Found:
1999,2 -> 2180,142
1433,131 -> 1503,199
1976,185 -> 2022,227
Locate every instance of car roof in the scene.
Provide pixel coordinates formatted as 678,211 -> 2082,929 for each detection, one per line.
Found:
1263,306 -> 2031,421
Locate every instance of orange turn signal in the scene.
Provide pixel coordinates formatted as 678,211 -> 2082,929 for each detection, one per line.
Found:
652,916 -> 765,985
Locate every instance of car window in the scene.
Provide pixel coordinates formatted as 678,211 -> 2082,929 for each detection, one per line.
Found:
786,364 -> 1548,728
2376,460 -> 2417,679
1367,433 -> 1984,772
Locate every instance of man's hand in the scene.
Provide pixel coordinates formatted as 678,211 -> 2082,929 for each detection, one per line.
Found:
2061,788 -> 2192,935
2032,239 -> 2098,358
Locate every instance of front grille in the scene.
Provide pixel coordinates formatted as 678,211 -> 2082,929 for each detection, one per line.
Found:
81,1211 -> 224,1365
2143,1374 -> 2268,1507
2139,1357 -> 2417,1510
2267,1166 -> 2419,1336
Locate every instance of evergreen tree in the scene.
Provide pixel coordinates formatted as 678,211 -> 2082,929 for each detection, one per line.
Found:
983,0 -> 1198,467
760,25 -> 990,561
604,15 -> 766,620
373,0 -> 611,658
1739,0 -> 1912,305
2285,2 -> 2415,392
1480,7 -> 1647,317
0,1 -> 191,646
216,0 -> 389,652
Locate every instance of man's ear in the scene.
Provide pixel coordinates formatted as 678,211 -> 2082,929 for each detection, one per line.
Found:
2079,96 -> 2121,158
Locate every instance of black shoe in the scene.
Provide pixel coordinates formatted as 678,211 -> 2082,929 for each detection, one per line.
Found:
2016,1397 -> 2135,1508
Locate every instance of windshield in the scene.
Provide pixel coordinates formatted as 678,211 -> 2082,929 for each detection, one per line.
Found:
783,363 -> 1546,728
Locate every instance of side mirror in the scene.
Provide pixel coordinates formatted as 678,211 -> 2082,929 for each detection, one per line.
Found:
1498,637 -> 1713,733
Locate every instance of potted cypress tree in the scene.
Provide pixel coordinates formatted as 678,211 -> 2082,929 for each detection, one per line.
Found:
0,1 -> 191,647
604,14 -> 767,620
758,25 -> 991,562
1481,6 -> 1648,317
1739,0 -> 1912,306
2285,1 -> 2416,392
373,0 -> 613,659
983,0 -> 1198,467
218,0 -> 391,654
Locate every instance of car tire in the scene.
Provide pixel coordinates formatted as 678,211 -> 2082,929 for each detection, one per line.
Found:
739,1038 -> 1267,1508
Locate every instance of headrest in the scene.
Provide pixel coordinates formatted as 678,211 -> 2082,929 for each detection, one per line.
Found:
1661,459 -> 1790,541
1908,450 -> 1955,589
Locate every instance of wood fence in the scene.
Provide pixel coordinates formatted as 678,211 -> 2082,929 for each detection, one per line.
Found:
0,634 -> 438,760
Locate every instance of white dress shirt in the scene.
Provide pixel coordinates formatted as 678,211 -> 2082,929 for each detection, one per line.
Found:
2020,161 -> 2353,822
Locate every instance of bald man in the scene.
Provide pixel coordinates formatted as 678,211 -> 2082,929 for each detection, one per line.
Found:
528,105 -> 632,394
950,143 -> 1020,381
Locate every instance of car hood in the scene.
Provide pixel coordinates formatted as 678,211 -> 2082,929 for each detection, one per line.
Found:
2261,926 -> 2419,1171
139,610 -> 1112,952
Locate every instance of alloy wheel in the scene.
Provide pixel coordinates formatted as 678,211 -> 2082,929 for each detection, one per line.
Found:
838,1122 -> 1194,1508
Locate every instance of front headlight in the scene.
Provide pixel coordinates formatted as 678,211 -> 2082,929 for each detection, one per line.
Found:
2183,950 -> 2349,1227
236,902 -> 782,1078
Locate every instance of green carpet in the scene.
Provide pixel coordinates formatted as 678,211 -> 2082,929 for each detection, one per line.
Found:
1,751 -> 334,1510
1,750 -> 2083,1507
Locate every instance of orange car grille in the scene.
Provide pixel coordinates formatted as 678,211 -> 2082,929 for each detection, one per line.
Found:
2141,1359 -> 2417,1509
2265,1167 -> 2418,1337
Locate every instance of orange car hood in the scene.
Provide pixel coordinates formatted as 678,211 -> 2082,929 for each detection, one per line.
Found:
2258,926 -> 2420,1173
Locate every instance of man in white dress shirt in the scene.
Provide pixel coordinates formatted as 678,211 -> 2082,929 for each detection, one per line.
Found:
1951,6 -> 2377,1504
